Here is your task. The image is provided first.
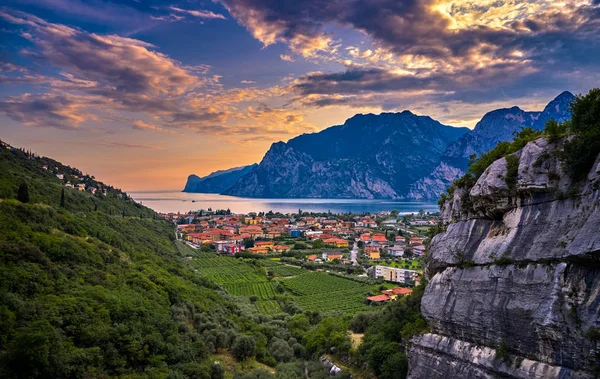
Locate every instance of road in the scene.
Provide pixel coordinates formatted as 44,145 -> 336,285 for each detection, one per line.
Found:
350,240 -> 359,265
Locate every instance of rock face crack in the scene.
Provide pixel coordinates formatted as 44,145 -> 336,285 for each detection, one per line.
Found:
408,139 -> 600,379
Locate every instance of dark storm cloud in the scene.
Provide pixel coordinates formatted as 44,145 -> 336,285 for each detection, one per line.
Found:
220,0 -> 600,105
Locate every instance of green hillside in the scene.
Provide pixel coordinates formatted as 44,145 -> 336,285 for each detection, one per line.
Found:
0,141 -> 332,378
0,140 -> 431,379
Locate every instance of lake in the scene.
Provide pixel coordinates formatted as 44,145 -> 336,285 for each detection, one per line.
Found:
130,191 -> 440,215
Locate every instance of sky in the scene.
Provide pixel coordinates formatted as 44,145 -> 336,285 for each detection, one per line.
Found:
1,0 -> 599,191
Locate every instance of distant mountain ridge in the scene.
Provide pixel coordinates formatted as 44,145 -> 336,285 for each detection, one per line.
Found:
184,91 -> 575,200
407,91 -> 575,199
183,164 -> 257,193
223,111 -> 469,198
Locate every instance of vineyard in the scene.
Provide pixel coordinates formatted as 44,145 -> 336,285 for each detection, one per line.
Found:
254,300 -> 282,315
178,242 -> 374,316
267,265 -> 305,277
187,256 -> 267,284
279,272 -> 375,314
226,282 -> 277,299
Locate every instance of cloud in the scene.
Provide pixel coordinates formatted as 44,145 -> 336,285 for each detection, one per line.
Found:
0,93 -> 95,129
169,6 -> 227,20
98,140 -> 163,150
219,0 -> 600,104
131,119 -> 183,135
0,11 -> 230,132
241,80 -> 257,84
280,54 -> 294,62
0,11 -> 320,141
150,14 -> 185,22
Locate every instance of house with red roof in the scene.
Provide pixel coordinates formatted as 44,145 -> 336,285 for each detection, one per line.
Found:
272,245 -> 292,253
367,294 -> 390,303
382,287 -> 413,300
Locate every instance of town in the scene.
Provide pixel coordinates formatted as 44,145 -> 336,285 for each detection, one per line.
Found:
162,208 -> 438,304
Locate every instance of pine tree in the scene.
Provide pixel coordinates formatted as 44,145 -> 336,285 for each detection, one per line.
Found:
60,188 -> 65,208
18,183 -> 29,203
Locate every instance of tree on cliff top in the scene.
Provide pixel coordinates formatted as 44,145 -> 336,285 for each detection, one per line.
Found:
562,88 -> 600,180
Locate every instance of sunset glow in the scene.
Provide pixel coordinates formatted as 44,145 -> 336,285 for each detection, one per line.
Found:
1,0 -> 599,190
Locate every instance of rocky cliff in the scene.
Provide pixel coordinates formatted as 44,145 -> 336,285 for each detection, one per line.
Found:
408,138 -> 600,378
224,111 -> 468,199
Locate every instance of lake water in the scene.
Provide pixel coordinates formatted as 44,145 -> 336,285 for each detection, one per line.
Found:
130,191 -> 440,215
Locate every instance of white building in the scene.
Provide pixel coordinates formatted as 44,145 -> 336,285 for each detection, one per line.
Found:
368,265 -> 417,285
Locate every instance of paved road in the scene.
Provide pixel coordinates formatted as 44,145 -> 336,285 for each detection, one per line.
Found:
350,241 -> 358,265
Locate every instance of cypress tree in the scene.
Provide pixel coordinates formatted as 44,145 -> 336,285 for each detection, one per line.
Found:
60,188 -> 65,208
94,203 -> 98,212
18,183 -> 29,203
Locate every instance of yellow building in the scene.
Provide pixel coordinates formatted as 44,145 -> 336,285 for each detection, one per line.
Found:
368,251 -> 380,260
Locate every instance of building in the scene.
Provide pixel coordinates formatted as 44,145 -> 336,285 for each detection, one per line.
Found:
371,233 -> 388,244
413,244 -> 427,256
272,245 -> 292,253
248,246 -> 269,254
367,294 -> 390,303
382,287 -> 413,299
323,238 -> 349,247
224,244 -> 242,255
367,250 -> 380,260
385,246 -> 405,257
290,230 -> 302,238
367,265 -> 418,285
178,224 -> 196,233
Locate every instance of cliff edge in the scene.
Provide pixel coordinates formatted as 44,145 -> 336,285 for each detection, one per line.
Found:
408,137 -> 600,379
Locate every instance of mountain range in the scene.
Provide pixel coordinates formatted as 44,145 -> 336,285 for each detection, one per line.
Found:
183,91 -> 575,200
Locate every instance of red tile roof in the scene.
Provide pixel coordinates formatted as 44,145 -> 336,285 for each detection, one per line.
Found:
383,287 -> 413,296
367,294 -> 390,302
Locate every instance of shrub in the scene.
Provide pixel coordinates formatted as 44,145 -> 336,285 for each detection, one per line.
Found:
562,88 -> 600,180
544,119 -> 569,142
504,155 -> 519,191
495,340 -> 510,362
232,335 -> 257,361
350,312 -> 373,333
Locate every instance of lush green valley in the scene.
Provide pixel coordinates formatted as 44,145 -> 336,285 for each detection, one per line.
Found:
0,142 -> 428,378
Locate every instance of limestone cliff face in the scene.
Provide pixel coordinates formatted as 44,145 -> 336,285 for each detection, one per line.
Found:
408,138 -> 600,379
